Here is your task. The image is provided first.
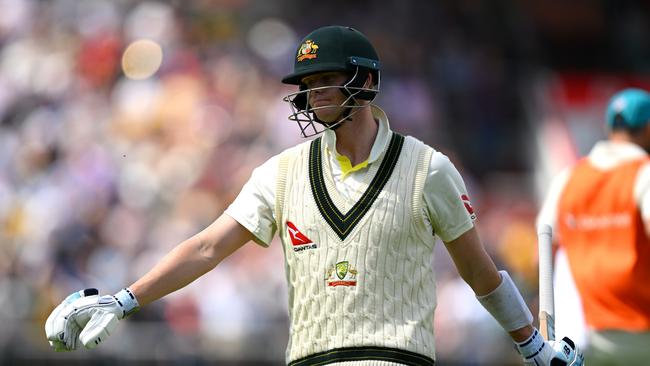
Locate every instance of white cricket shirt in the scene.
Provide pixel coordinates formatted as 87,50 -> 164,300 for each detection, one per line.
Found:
225,105 -> 475,247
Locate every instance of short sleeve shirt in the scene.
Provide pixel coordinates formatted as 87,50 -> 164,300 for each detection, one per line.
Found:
225,106 -> 476,246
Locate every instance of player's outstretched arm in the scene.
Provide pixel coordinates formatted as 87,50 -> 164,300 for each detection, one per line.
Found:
444,227 -> 583,366
45,214 -> 254,351
129,214 -> 255,306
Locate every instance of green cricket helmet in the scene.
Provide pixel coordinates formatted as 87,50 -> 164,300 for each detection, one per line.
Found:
282,25 -> 381,137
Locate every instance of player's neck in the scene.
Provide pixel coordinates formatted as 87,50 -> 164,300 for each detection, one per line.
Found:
334,106 -> 378,166
609,130 -> 650,152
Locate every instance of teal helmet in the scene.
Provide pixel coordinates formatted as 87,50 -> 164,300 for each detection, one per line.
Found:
606,88 -> 650,130
282,26 -> 381,137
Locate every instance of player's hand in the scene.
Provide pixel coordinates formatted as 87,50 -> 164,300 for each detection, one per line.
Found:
45,289 -> 98,351
45,288 -> 139,351
515,328 -> 584,366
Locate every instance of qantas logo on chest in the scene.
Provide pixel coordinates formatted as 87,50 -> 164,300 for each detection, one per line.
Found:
286,221 -> 318,252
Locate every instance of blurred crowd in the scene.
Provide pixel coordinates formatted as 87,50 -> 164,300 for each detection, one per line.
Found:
0,0 -> 648,365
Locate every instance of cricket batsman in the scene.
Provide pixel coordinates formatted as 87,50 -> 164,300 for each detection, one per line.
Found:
46,25 -> 583,365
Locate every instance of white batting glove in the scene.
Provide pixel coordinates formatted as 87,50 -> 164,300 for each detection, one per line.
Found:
45,288 -> 97,351
45,288 -> 140,351
516,328 -> 584,366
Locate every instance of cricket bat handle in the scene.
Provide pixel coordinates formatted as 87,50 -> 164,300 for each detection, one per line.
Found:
538,224 -> 555,341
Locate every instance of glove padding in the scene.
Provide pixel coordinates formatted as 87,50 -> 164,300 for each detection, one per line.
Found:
45,289 -> 99,351
45,288 -> 139,351
516,328 -> 584,366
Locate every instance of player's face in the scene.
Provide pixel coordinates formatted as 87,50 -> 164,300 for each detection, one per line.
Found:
301,72 -> 349,123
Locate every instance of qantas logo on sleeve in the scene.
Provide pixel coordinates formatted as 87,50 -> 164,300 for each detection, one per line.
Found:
286,221 -> 318,252
461,194 -> 477,220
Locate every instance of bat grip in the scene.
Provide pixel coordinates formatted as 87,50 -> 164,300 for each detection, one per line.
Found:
538,224 -> 555,340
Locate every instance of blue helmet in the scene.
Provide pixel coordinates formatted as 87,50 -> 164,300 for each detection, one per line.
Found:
606,88 -> 650,130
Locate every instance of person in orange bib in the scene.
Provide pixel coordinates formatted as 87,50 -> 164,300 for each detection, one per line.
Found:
538,88 -> 650,365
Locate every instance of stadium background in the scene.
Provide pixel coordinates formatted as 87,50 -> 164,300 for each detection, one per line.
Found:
0,0 -> 648,365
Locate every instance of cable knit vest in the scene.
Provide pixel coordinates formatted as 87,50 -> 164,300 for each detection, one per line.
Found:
275,133 -> 437,365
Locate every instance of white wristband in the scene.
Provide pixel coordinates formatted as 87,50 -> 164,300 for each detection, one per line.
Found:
114,288 -> 140,318
476,270 -> 533,331
515,328 -> 546,359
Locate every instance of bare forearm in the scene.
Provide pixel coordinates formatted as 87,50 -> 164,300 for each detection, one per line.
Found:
470,265 -> 534,342
445,228 -> 501,295
129,235 -> 216,306
509,325 -> 534,342
128,214 -> 253,307
446,228 -> 535,342
460,258 -> 501,296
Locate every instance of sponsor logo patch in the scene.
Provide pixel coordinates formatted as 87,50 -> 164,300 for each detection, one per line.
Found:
287,221 -> 317,252
325,261 -> 358,287
297,40 -> 319,61
461,194 -> 476,220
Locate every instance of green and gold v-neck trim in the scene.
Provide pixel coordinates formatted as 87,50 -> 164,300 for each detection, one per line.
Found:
309,132 -> 405,241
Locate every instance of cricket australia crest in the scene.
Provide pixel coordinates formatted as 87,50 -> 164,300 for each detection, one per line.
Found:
326,261 -> 358,287
297,40 -> 318,61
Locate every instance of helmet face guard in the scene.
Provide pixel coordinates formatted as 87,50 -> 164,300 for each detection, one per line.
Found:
282,66 -> 380,138
281,26 -> 381,138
